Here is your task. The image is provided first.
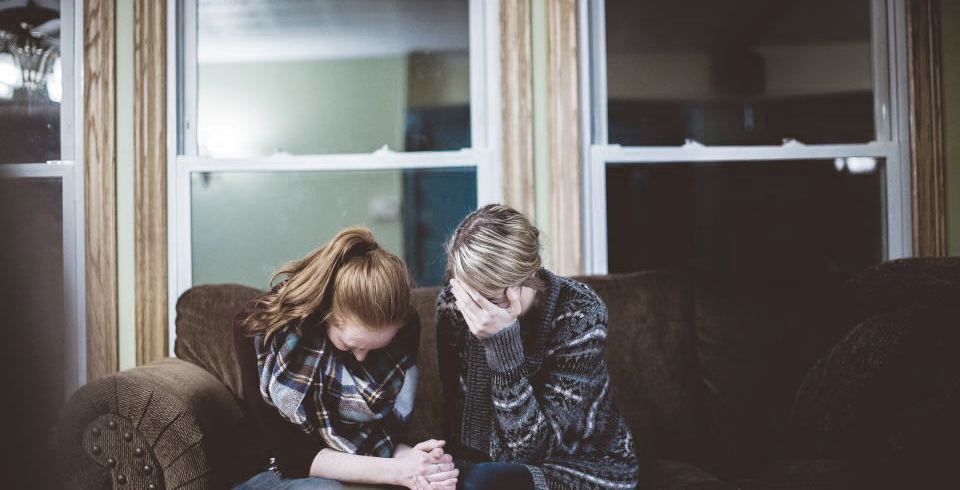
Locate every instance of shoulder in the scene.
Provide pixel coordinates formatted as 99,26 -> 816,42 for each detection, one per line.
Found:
435,284 -> 457,313
551,274 -> 607,320
541,274 -> 609,352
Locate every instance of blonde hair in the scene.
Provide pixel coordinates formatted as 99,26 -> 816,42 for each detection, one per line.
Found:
243,226 -> 411,342
445,204 -> 544,298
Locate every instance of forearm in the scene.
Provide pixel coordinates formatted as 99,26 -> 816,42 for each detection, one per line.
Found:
482,314 -> 612,460
480,322 -> 552,459
309,448 -> 401,485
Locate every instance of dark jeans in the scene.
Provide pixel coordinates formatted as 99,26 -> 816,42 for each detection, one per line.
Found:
459,462 -> 534,490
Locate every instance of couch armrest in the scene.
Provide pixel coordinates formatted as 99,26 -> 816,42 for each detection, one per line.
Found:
59,358 -> 245,490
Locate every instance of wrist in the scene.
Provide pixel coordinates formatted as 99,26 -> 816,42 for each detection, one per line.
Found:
393,443 -> 411,458
386,457 -> 405,486
479,320 -> 524,371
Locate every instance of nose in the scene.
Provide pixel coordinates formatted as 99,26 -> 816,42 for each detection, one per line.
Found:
353,350 -> 367,362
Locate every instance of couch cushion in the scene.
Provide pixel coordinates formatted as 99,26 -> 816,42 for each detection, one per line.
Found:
175,283 -> 264,399
791,302 -> 960,487
576,270 -> 710,461
651,460 -> 738,490
692,275 -> 855,463
845,257 -> 960,312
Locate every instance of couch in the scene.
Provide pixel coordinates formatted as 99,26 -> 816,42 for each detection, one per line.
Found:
59,258 -> 960,489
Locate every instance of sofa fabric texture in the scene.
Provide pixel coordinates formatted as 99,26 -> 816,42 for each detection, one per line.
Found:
791,262 -> 960,488
59,359 -> 248,489
59,258 -> 960,489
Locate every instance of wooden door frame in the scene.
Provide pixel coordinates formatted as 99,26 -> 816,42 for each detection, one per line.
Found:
133,0 -> 168,365
84,0 -> 117,381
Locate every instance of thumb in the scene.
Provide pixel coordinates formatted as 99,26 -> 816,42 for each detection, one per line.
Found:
417,475 -> 431,489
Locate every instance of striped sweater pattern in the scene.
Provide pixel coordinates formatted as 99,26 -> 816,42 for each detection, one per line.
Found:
436,269 -> 640,489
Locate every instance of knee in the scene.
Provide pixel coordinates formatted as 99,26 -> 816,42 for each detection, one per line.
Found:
459,467 -> 490,490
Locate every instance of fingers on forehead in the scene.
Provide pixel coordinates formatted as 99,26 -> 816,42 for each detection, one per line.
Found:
450,281 -> 469,301
456,281 -> 486,305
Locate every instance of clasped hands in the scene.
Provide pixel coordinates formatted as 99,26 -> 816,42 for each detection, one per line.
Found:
393,439 -> 458,490
450,278 -> 522,338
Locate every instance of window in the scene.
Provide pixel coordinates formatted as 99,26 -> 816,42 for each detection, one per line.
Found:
582,0 -> 910,282
0,0 -> 84,406
170,0 -> 500,343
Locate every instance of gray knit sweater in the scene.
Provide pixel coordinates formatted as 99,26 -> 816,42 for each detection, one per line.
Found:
436,269 -> 639,489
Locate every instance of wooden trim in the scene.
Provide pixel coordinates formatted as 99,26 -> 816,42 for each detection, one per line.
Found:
546,0 -> 581,274
907,0 -> 947,256
83,0 -> 118,380
501,0 -> 535,218
134,0 -> 168,364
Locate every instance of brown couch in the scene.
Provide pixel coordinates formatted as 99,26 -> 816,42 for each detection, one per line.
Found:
59,258 -> 960,489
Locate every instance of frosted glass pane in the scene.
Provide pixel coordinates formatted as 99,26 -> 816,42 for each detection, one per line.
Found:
191,167 -> 476,288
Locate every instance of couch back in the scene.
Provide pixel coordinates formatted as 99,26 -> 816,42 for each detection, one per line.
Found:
174,269 -> 856,463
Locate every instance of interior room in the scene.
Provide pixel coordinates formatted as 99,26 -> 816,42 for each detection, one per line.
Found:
1,0 -> 958,488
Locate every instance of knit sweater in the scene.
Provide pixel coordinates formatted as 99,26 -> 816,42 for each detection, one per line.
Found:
436,269 -> 640,490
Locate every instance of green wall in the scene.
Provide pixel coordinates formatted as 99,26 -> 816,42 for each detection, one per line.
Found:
944,1 -> 960,256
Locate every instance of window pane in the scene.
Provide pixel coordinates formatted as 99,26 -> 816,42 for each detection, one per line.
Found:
191,167 -> 476,288
606,158 -> 885,283
0,1 -> 63,163
0,177 -> 65,452
196,0 -> 470,157
605,0 -> 874,146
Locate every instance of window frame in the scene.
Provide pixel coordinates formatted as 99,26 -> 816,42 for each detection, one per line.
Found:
579,0 -> 912,274
166,0 -> 502,352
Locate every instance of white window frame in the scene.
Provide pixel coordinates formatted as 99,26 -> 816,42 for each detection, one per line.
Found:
0,0 -> 85,395
166,0 -> 502,352
579,0 -> 912,275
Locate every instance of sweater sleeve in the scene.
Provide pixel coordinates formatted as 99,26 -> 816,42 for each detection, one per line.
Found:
479,297 -> 612,463
232,305 -> 322,478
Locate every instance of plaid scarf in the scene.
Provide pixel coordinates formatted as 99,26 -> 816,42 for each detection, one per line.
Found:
255,317 -> 418,457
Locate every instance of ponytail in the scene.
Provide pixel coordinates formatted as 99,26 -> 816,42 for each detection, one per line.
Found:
243,227 -> 411,342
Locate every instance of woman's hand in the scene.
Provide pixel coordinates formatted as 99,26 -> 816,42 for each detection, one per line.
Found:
450,278 -> 522,338
393,439 -> 458,489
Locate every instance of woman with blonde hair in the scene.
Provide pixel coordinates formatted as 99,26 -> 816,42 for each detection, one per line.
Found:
437,204 -> 639,489
233,227 -> 458,489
